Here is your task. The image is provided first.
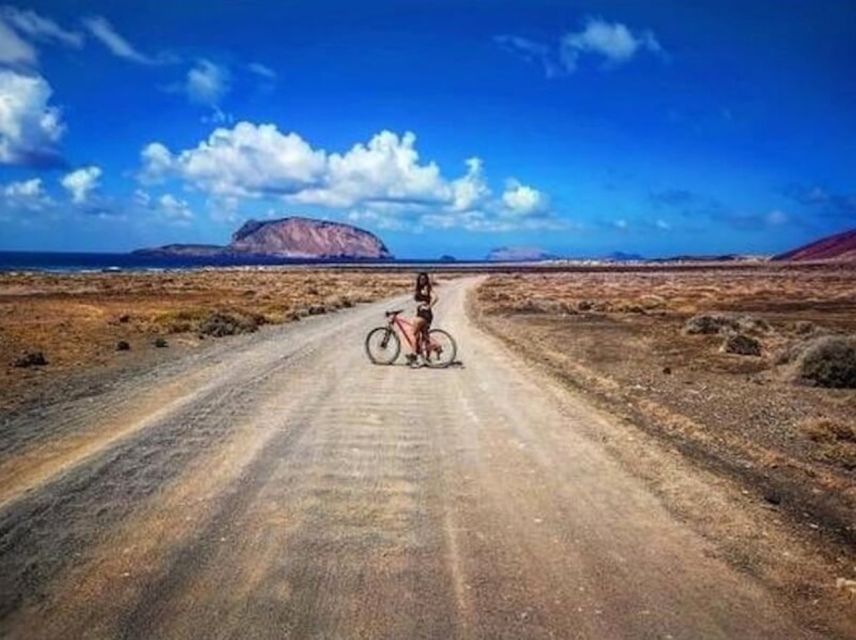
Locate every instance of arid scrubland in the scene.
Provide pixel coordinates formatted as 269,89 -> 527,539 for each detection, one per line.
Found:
0,269 -> 413,409
474,265 -> 856,540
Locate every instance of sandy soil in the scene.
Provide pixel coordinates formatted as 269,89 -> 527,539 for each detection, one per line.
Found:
0,276 -> 851,638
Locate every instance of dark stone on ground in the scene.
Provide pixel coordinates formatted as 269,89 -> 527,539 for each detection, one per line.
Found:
13,351 -> 48,368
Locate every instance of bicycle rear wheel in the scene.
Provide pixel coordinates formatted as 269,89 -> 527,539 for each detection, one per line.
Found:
423,328 -> 456,368
365,327 -> 401,365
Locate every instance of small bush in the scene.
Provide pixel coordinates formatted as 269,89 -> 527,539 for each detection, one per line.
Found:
794,321 -> 816,336
683,313 -> 770,337
116,340 -> 131,351
794,335 -> 856,388
722,333 -> 762,356
737,315 -> 771,335
684,313 -> 739,335
801,418 -> 856,443
198,311 -> 260,337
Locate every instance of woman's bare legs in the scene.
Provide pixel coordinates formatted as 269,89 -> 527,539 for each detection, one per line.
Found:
411,317 -> 426,357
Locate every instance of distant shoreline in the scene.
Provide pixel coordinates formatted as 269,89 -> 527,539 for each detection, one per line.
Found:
0,251 -> 476,273
3,250 -> 852,275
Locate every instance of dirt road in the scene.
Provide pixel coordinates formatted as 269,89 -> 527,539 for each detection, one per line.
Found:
0,278 -> 827,638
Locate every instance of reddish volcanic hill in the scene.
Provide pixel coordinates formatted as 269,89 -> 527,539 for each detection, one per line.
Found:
773,228 -> 856,262
135,216 -> 393,260
229,217 -> 392,259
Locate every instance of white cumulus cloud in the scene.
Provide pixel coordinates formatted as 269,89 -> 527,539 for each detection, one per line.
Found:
560,17 -> 662,72
141,122 -> 326,196
157,193 -> 193,223
2,176 -> 50,210
501,179 -> 548,216
140,122 -> 559,232
3,176 -> 42,197
291,130 -> 449,209
0,69 -> 64,166
450,157 -> 491,212
61,165 -> 101,203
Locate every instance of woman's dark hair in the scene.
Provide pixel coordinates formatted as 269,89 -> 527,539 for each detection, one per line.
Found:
415,271 -> 431,300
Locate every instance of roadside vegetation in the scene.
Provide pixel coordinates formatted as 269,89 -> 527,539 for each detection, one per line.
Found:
473,265 -> 856,535
0,269 -> 412,409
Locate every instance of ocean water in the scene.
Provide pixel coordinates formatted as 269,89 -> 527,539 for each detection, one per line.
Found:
0,251 -> 465,273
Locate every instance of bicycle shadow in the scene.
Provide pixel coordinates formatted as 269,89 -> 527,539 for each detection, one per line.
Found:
388,359 -> 465,369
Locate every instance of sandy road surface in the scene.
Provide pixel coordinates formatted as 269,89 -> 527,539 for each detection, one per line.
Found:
0,278 -> 825,639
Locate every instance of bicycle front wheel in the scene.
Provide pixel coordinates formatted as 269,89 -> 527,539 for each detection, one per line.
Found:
365,327 -> 401,365
424,328 -> 457,368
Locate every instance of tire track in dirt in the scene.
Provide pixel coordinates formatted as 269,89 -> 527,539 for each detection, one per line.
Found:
122,328 -> 464,638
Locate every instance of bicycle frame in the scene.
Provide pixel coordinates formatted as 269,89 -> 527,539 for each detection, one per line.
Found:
388,313 -> 422,351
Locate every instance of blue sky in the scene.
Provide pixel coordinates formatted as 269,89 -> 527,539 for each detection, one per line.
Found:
0,0 -> 854,258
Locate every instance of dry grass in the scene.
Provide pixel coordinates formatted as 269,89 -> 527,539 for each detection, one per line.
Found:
800,418 -> 856,470
477,267 -> 856,321
0,269 -> 412,408
473,263 -> 856,542
801,417 -> 856,443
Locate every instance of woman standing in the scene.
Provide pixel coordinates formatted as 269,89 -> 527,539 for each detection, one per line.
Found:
407,272 -> 437,367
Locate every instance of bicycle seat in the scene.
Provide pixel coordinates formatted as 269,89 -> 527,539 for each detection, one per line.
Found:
385,309 -> 404,317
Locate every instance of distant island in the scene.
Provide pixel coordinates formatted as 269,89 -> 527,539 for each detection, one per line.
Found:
486,246 -> 559,262
135,216 -> 394,260
603,251 -> 644,262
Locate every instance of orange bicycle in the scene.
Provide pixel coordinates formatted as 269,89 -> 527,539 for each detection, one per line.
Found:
365,309 -> 457,367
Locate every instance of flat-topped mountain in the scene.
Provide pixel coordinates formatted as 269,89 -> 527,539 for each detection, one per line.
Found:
135,216 -> 393,260
773,228 -> 856,262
